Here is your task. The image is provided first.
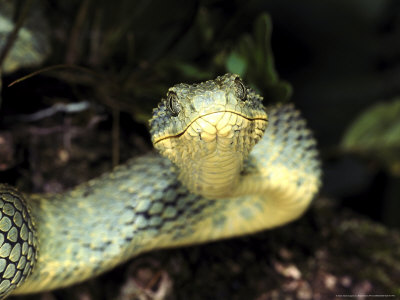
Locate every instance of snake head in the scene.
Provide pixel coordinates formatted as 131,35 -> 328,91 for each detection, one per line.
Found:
149,74 -> 268,198
149,73 -> 267,146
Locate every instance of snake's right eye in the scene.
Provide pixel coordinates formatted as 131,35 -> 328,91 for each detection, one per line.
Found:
234,77 -> 247,101
167,91 -> 181,117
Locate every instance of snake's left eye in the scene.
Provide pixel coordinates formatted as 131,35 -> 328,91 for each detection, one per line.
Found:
167,91 -> 181,116
234,77 -> 247,101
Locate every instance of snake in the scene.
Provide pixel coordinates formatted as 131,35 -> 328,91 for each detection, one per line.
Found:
0,73 -> 321,298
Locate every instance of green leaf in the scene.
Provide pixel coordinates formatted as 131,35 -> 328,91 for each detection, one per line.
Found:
226,51 -> 247,76
0,0 -> 51,74
226,13 -> 292,103
341,98 -> 400,176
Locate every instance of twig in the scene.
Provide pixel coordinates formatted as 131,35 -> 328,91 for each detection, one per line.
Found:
89,7 -> 103,66
7,64 -> 100,87
112,108 -> 120,167
9,101 -> 90,122
65,0 -> 92,64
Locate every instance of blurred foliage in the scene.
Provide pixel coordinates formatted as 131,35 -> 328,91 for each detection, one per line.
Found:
0,1 -> 290,122
225,14 -> 292,102
0,0 -> 51,74
341,98 -> 400,176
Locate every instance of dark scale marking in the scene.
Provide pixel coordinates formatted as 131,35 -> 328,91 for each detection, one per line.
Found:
122,219 -> 135,226
272,119 -> 280,128
172,227 -> 195,241
135,210 -> 153,222
124,236 -> 134,244
104,240 -> 113,247
283,125 -> 291,137
174,208 -> 186,220
187,202 -> 211,217
295,122 -> 305,131
286,114 -> 295,124
149,222 -> 163,231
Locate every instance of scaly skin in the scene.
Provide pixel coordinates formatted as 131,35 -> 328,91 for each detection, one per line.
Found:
0,74 -> 320,298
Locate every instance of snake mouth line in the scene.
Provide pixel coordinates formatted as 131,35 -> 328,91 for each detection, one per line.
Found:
153,110 -> 268,144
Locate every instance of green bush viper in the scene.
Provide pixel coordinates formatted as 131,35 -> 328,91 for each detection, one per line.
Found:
0,73 -> 321,298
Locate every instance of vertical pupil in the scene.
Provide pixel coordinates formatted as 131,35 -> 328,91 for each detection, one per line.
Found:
235,78 -> 246,100
168,93 -> 179,115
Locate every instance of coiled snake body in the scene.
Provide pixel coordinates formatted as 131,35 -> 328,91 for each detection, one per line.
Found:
0,74 -> 321,298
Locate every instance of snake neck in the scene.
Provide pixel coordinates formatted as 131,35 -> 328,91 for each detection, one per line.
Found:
177,134 -> 243,199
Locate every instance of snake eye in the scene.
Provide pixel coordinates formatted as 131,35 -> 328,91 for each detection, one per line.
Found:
167,91 -> 181,116
234,77 -> 247,101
